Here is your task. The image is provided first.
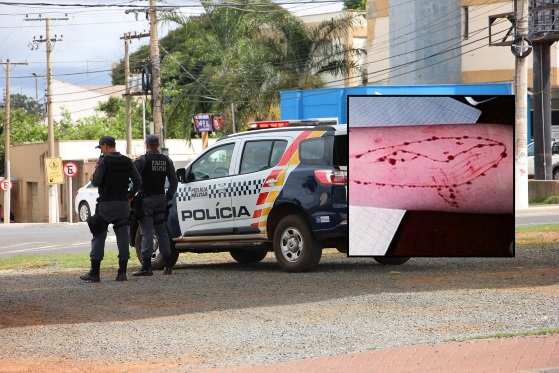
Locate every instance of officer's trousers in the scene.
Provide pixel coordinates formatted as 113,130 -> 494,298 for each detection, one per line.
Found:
139,195 -> 171,265
90,201 -> 130,262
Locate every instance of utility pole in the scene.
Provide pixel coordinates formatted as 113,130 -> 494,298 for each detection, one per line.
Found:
489,2 -> 532,206
1,59 -> 28,224
533,41 -> 553,180
148,0 -> 164,147
514,0 -> 530,209
231,103 -> 236,133
26,14 -> 68,223
121,31 -> 150,156
529,0 -> 559,181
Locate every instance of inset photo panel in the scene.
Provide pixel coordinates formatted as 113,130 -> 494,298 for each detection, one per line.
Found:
348,95 -> 514,257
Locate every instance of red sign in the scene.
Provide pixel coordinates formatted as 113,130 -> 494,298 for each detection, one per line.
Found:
63,162 -> 79,177
0,179 -> 12,191
213,114 -> 225,131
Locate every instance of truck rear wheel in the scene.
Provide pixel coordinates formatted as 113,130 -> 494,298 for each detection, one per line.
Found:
373,256 -> 410,265
229,248 -> 268,264
273,214 -> 322,272
134,227 -> 179,270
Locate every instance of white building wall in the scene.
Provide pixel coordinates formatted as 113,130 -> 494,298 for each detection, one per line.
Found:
58,138 -> 217,164
50,80 -> 125,122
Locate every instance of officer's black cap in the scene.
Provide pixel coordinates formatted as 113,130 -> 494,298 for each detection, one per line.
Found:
145,135 -> 160,146
95,136 -> 116,149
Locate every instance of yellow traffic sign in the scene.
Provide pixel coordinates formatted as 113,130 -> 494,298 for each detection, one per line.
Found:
45,157 -> 64,185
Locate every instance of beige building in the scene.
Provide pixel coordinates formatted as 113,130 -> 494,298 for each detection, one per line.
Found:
366,0 -> 559,87
300,10 -> 368,87
1,138 -> 214,223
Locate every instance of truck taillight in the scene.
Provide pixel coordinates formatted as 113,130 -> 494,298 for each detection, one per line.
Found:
314,170 -> 347,185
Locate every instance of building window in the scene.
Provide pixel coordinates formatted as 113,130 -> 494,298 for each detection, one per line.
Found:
463,6 -> 469,40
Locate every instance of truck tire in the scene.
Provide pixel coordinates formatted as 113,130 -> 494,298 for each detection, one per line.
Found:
229,248 -> 268,264
373,256 -> 410,265
273,214 -> 322,272
134,227 -> 179,270
78,202 -> 91,222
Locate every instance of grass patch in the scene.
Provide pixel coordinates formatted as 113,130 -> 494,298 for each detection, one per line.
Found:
529,195 -> 559,205
455,328 -> 559,342
0,248 -> 343,272
515,224 -> 559,233
0,252 -> 121,271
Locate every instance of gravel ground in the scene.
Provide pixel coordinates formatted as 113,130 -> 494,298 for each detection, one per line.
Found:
0,248 -> 558,372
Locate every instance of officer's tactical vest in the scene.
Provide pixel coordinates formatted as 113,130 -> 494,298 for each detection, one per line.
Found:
141,153 -> 168,196
99,154 -> 133,202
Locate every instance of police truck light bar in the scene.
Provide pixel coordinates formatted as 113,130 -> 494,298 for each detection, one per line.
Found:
248,121 -> 290,130
248,118 -> 339,130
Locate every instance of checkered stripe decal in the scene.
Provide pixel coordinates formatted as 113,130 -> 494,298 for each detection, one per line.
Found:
176,179 -> 265,201
228,179 -> 265,197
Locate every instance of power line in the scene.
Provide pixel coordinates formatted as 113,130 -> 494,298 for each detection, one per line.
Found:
0,1 -> 343,8
281,30 -> 511,102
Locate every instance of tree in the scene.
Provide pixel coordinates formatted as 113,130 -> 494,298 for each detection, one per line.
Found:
0,97 -> 145,175
0,106 -> 46,175
344,0 -> 366,11
112,1 -> 364,137
98,96 -> 124,118
6,94 -> 44,117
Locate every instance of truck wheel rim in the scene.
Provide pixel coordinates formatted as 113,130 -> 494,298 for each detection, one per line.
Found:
79,205 -> 89,221
280,227 -> 303,263
151,235 -> 160,262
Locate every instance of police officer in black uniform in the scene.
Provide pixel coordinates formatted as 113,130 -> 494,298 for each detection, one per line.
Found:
133,135 -> 178,276
80,136 -> 141,283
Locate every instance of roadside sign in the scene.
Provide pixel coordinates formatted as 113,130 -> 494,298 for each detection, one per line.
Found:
64,162 -> 78,224
64,162 -> 79,177
45,157 -> 64,185
193,113 -> 213,132
0,179 -> 12,191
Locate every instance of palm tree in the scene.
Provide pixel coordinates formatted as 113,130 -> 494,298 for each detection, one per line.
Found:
122,0 -> 364,137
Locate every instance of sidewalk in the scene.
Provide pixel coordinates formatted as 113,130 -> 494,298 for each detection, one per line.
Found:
196,334 -> 559,373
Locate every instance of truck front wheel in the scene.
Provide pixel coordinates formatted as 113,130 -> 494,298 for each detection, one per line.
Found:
273,214 -> 322,272
134,227 -> 179,270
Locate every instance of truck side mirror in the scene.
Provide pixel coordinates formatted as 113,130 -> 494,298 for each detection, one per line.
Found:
177,168 -> 187,183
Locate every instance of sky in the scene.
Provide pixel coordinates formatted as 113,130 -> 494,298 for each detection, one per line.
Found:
0,0 -> 343,101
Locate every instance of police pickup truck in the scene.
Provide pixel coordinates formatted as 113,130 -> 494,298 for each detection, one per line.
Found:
130,119 -> 348,272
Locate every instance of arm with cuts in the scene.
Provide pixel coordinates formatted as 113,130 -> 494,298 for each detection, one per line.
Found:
349,124 -> 513,214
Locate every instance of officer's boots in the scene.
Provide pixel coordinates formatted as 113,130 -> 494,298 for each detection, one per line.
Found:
133,258 -> 153,276
80,259 -> 101,283
115,260 -> 128,281
163,261 -> 173,275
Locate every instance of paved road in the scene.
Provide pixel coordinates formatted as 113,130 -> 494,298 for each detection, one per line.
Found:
0,223 -> 117,256
516,205 -> 559,226
0,204 -> 556,257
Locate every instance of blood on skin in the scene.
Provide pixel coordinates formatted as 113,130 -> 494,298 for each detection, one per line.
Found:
350,132 -> 508,208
